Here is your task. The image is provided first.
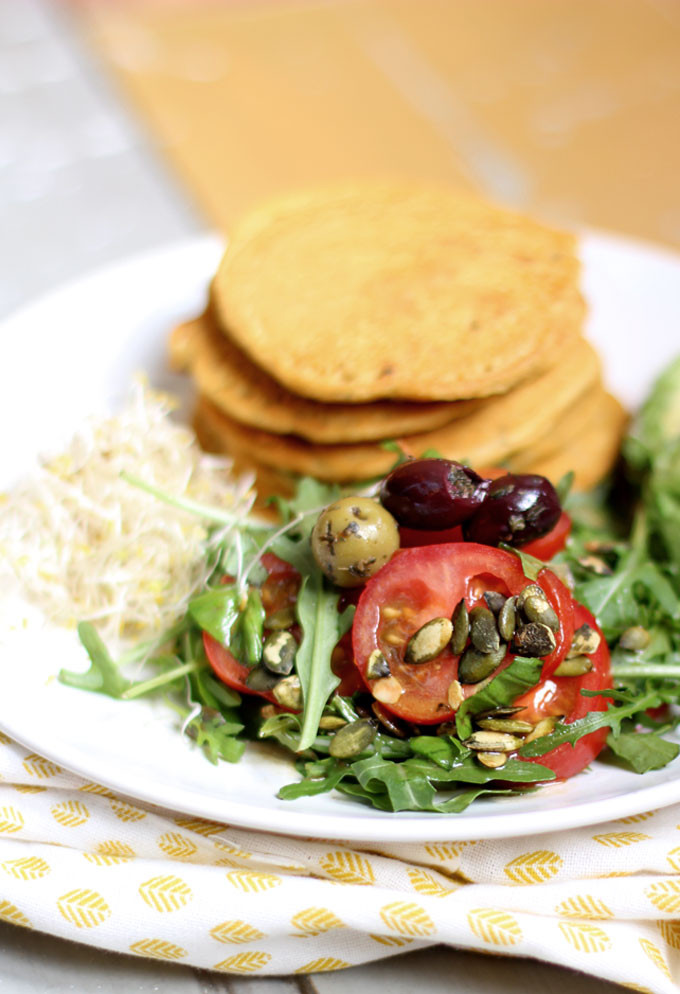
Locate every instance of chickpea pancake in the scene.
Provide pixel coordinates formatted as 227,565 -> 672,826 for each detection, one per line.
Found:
211,183 -> 585,402
169,308 -> 476,443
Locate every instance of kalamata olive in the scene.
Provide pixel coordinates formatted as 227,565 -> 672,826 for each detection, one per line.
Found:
463,473 -> 561,547
379,458 -> 490,529
311,496 -> 400,588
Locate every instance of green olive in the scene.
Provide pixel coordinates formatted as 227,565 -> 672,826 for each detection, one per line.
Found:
311,496 -> 400,588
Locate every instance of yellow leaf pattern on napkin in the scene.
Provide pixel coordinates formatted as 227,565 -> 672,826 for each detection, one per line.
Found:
129,939 -> 187,960
468,909 -> 523,946
295,958 -> 351,972
592,832 -> 651,848
291,907 -> 345,936
379,901 -> 436,937
504,850 -> 562,885
0,901 -> 32,928
658,919 -> 680,950
407,867 -> 457,897
84,840 -> 136,866
558,921 -> 612,953
57,889 -> 111,928
210,920 -> 266,944
319,851 -> 375,885
214,951 -> 271,972
51,801 -> 90,828
138,875 -> 193,912
645,880 -> 680,913
369,933 -> 414,947
555,896 -> 613,920
225,870 -> 281,893
2,857 -> 51,880
0,807 -> 24,834
22,755 -> 62,779
639,938 -> 671,978
157,832 -> 198,861
109,800 -> 147,823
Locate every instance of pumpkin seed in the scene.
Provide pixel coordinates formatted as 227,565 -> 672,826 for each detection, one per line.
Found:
476,751 -> 507,770
523,715 -> 558,743
450,598 -> 469,655
447,679 -> 464,710
262,630 -> 297,675
476,717 -> 535,734
371,702 -> 410,738
619,625 -> 651,651
259,704 -> 278,720
469,605 -> 500,653
464,730 -> 522,752
366,649 -> 391,680
318,715 -> 347,730
475,705 -> 524,720
553,655 -> 593,677
483,591 -> 507,615
511,622 -> 556,658
329,718 -> 377,758
436,721 -> 458,737
372,675 -> 403,704
263,606 -> 296,630
498,595 -> 517,642
568,623 -> 601,656
458,643 -> 506,684
405,617 -> 453,664
245,666 -> 281,693
578,554 -> 612,576
272,674 -> 303,710
517,584 -> 545,612
522,593 -> 559,631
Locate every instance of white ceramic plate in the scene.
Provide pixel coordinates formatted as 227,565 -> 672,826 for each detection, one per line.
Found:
1,231 -> 680,843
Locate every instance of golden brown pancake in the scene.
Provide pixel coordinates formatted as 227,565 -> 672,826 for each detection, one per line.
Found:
169,309 -> 478,443
211,183 -> 585,402
190,335 -> 601,482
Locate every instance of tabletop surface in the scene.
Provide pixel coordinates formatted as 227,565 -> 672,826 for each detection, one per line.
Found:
0,0 -> 668,989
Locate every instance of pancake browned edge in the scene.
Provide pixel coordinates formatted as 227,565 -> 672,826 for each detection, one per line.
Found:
169,308 -> 479,444
211,183 -> 585,403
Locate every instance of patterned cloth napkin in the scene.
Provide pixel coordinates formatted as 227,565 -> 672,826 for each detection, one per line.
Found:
0,733 -> 677,992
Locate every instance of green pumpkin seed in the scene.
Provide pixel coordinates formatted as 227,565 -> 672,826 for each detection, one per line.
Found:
262,630 -> 297,675
371,702 -> 409,738
272,675 -> 303,710
476,717 -> 535,734
522,594 -> 559,632
469,605 -> 501,653
476,751 -> 507,770
329,718 -> 376,758
619,625 -> 651,651
366,649 -> 391,680
523,715 -> 558,743
568,623 -> 601,657
450,598 -> 470,655
318,715 -> 347,730
263,606 -> 296,630
511,622 -> 556,658
498,595 -> 517,642
464,730 -> 522,752
458,643 -> 506,684
245,666 -> 281,693
483,591 -> 506,615
447,679 -> 463,710
405,617 -> 453,664
372,675 -> 403,704
475,705 -> 524,720
517,584 -> 544,611
553,655 -> 593,677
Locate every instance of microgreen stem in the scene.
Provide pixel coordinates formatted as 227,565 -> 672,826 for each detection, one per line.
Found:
612,663 -> 680,679
120,471 -> 262,529
121,659 -> 205,699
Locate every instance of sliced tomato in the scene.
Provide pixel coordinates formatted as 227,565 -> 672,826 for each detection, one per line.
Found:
352,543 -> 575,724
514,602 -> 612,779
519,511 -> 571,560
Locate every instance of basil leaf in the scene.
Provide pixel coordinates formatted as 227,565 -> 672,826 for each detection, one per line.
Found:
188,586 -> 241,645
455,656 -> 543,740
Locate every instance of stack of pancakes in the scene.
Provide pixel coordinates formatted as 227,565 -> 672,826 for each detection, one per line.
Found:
170,184 -> 627,495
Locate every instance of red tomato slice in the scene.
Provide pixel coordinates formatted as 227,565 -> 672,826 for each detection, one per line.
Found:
514,602 -> 612,779
352,543 -> 575,724
519,511 -> 571,560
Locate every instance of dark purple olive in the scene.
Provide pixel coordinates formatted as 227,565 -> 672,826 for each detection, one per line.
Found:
463,473 -> 561,547
379,458 -> 490,530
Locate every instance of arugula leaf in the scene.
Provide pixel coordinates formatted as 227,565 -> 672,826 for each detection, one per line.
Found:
229,588 -> 265,667
294,572 -> 354,750
188,586 -> 241,646
455,656 -> 543,740
500,543 -> 546,581
605,729 -> 680,773
59,622 -> 132,698
186,710 -> 245,764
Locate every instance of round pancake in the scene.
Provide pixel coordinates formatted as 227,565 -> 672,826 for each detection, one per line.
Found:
169,310 -> 477,443
212,183 -> 585,402
191,335 -> 601,482
512,392 -> 628,490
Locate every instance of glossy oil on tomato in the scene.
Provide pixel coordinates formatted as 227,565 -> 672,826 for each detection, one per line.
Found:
514,602 -> 612,780
352,543 -> 575,724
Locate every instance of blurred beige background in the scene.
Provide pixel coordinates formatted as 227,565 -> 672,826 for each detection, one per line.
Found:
75,0 -> 680,247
